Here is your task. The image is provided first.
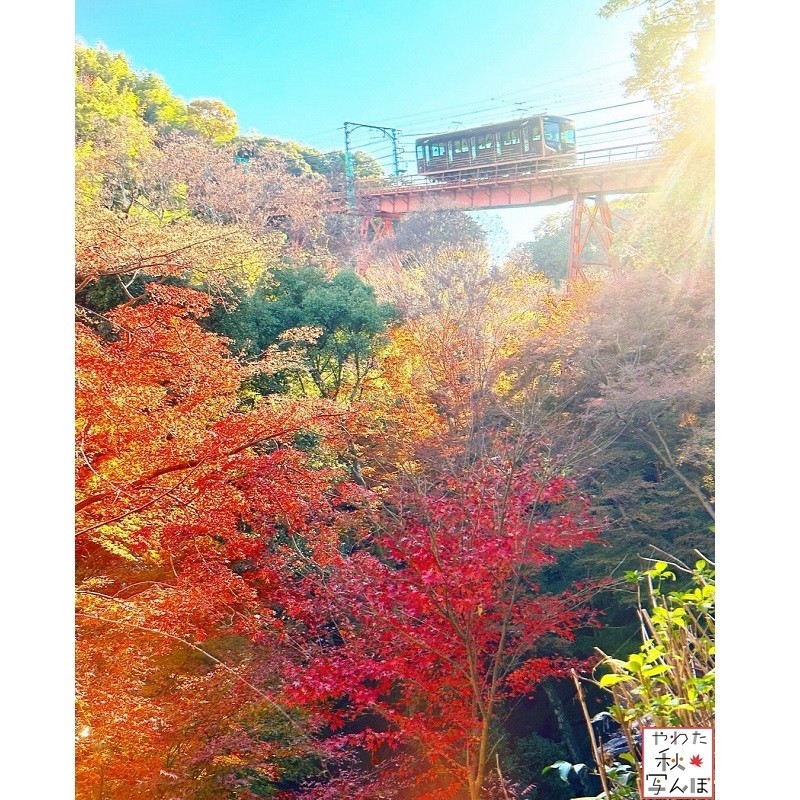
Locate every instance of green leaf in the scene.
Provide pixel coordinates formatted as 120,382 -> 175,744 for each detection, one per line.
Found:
599,673 -> 635,687
625,653 -> 645,671
642,664 -> 671,677
543,760 -> 586,782
644,646 -> 665,664
544,760 -> 573,782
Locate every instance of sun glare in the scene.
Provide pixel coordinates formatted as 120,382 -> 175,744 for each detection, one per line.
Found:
700,56 -> 715,87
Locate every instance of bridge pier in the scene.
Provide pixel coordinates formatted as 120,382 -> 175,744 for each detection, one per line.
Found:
355,214 -> 401,276
567,192 -> 621,284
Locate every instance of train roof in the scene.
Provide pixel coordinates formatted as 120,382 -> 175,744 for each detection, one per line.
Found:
414,115 -> 574,144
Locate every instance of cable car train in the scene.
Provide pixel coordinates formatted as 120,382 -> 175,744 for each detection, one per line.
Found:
414,114 -> 576,180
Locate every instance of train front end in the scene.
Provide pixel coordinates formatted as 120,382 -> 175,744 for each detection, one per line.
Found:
541,116 -> 576,163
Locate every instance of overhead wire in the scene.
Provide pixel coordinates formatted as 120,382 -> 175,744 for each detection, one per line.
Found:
299,66 -> 665,169
310,84 -> 637,151
296,58 -> 634,147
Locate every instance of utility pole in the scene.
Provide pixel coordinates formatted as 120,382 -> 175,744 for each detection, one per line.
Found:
343,121 -> 404,210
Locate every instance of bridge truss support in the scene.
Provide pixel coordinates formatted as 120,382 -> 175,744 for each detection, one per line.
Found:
355,214 -> 401,276
355,195 -> 624,283
567,192 -> 622,284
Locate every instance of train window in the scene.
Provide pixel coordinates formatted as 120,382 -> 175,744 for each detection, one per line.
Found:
561,127 -> 576,145
544,121 -> 560,143
453,138 -> 470,155
416,144 -> 424,160
477,134 -> 493,150
431,142 -> 446,157
503,129 -> 520,145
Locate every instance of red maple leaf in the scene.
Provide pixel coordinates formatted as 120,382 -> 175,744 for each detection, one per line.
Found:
689,754 -> 703,767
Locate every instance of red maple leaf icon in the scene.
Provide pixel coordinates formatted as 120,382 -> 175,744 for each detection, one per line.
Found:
689,754 -> 703,767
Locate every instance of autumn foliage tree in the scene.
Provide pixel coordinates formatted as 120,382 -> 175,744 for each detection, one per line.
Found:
358,246 -> 559,480
75,273 -> 370,797
75,44 -> 365,798
287,445 -> 601,800
253,247 -> 607,799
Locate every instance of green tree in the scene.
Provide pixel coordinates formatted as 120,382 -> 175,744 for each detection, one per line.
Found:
76,43 -> 190,144
391,209 -> 487,263
504,211 -> 572,283
235,137 -> 383,186
210,266 -> 397,400
600,0 -> 714,135
134,72 -> 189,132
235,137 -> 316,176
600,0 -> 714,179
308,148 -> 385,188
186,98 -> 239,145
75,42 -> 149,146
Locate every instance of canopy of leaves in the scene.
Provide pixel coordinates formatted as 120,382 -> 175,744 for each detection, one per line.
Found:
600,0 -> 714,168
289,450 -> 601,800
600,0 -> 714,116
504,211 -> 571,283
77,44 -> 235,148
236,136 -> 383,186
209,265 -> 397,400
75,272 -> 362,798
391,209 -> 487,260
186,97 -> 239,145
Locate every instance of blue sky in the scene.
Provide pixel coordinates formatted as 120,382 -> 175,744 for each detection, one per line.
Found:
75,0 -> 649,248
76,0 -> 644,150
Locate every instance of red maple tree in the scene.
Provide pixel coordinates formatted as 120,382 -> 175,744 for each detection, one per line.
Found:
75,280 -> 360,798
286,448 -> 602,800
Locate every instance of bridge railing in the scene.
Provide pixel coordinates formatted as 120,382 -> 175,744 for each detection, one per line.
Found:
572,140 -> 662,168
350,140 -> 664,196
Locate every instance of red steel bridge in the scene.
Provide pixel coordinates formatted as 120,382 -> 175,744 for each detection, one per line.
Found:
333,141 -> 674,283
